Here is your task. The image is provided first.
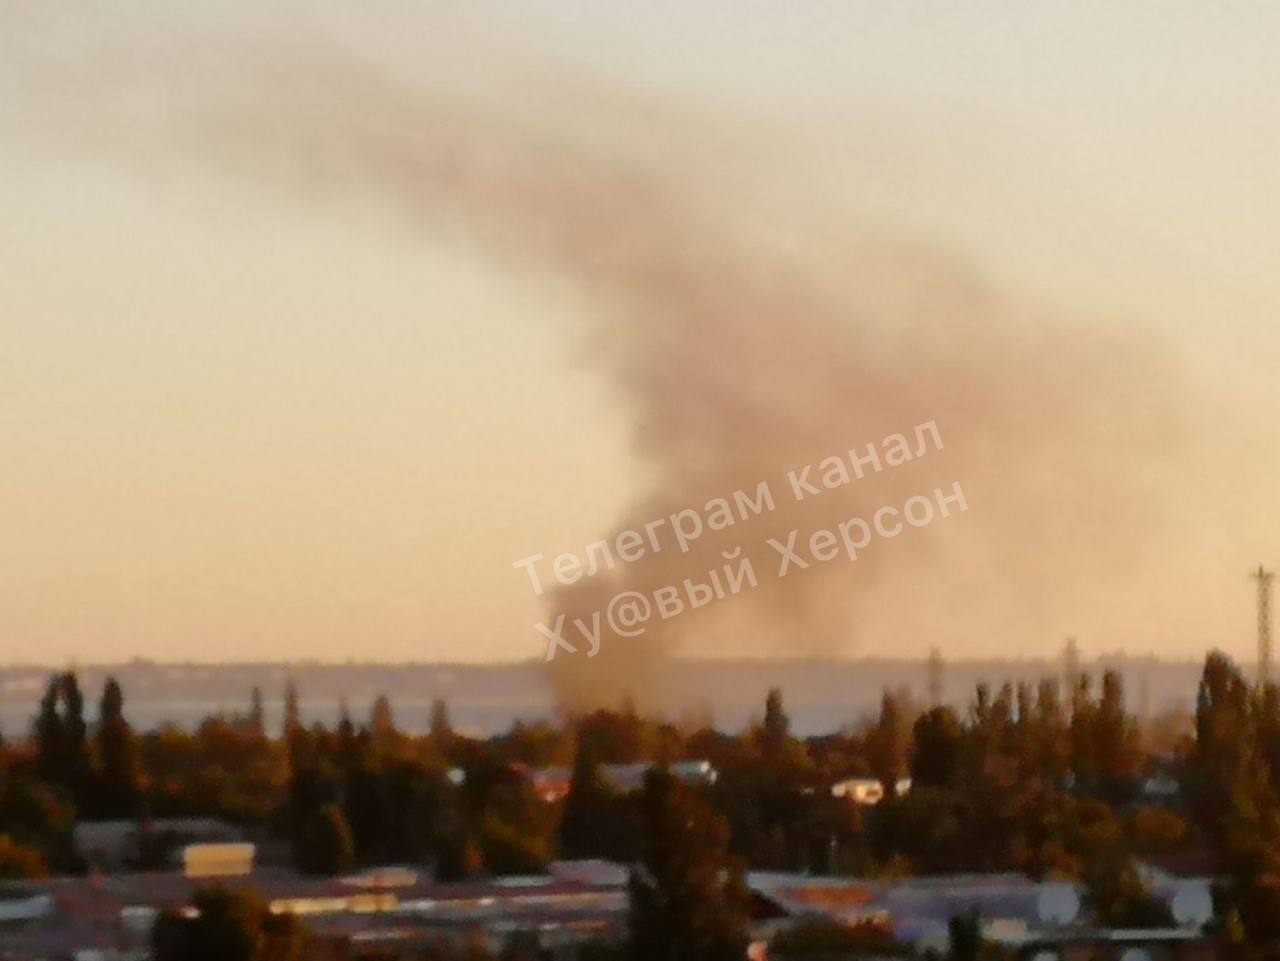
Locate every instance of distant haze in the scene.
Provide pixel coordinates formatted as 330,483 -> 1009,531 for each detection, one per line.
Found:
0,657 -> 1207,740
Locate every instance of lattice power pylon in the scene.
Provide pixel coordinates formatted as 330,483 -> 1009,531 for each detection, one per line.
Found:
1254,565 -> 1275,688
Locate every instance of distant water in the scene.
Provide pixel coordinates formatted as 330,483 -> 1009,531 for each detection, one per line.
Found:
0,657 -> 1206,738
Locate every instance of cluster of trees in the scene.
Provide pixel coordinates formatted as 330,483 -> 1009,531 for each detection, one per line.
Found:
9,652 -> 1280,957
35,673 -> 153,820
1183,653 -> 1280,956
0,673 -> 143,875
0,673 -> 289,874
282,694 -> 554,878
547,673 -> 1177,907
152,886 -> 309,961
873,674 -> 1176,928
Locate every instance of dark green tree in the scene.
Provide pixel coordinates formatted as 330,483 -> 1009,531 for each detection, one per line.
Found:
1069,674 -> 1097,792
1091,671 -> 1142,804
283,680 -> 301,740
0,835 -> 48,879
1187,651 -> 1263,839
762,688 -> 790,754
910,706 -> 964,789
867,690 -> 906,795
628,768 -> 749,961
947,911 -> 981,961
343,760 -> 389,862
431,698 -> 454,740
34,680 -> 63,786
370,694 -> 396,745
1030,678 -> 1070,787
769,917 -> 905,959
34,673 -> 92,805
95,677 -> 143,818
559,739 -> 614,859
1187,652 -> 1280,954
435,832 -> 485,881
1082,847 -> 1173,929
336,697 -> 357,767
294,803 -> 356,876
248,686 -> 265,738
152,885 -> 308,961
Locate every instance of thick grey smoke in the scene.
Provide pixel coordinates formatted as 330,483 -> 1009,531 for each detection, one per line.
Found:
1,4 -> 1193,709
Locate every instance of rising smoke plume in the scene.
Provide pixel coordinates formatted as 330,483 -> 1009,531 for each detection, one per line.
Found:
1,3 -> 1193,710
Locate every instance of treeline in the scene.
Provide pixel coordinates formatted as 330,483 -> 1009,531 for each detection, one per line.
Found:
4,653 -> 1280,954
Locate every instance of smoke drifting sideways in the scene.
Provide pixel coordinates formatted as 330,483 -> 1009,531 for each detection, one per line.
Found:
1,4 -> 1193,711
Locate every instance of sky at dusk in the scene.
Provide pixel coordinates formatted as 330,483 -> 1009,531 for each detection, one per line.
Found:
2,1 -> 1278,666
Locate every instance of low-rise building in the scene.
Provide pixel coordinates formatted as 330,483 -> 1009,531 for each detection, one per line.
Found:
830,777 -> 911,805
524,760 -> 719,803
73,818 -> 246,872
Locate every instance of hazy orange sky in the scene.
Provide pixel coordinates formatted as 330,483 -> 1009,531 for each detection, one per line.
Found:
2,1 -> 1278,666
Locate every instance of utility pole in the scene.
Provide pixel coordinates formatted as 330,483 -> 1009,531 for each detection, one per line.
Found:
1254,565 -> 1275,688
